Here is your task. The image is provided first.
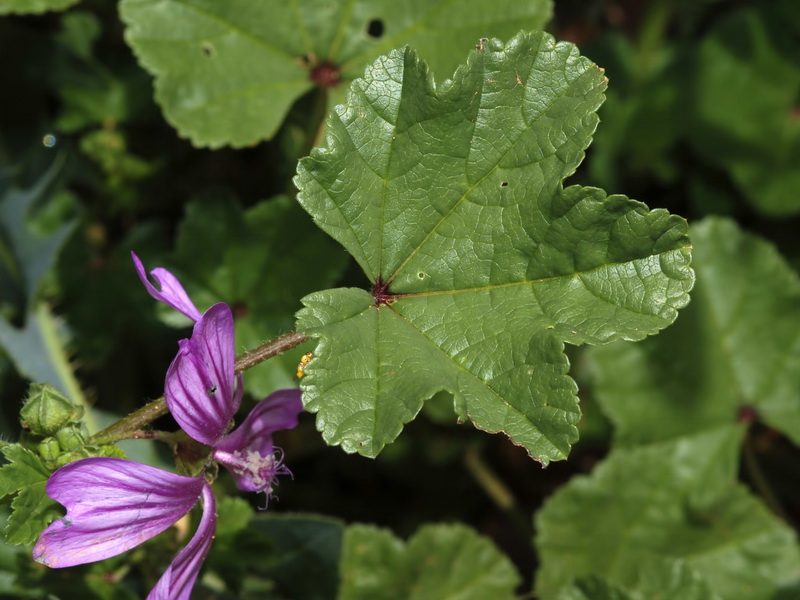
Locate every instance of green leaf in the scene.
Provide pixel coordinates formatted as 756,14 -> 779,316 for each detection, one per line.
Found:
171,193 -> 347,394
688,0 -> 800,215
0,0 -> 78,16
557,560 -> 723,600
535,428 -> 800,600
118,0 -> 552,147
0,154 -> 74,313
51,11 -> 147,133
295,31 -> 694,461
589,217 -> 800,446
0,445 -> 59,546
339,523 -> 520,600
0,167 -> 86,402
210,513 -> 344,600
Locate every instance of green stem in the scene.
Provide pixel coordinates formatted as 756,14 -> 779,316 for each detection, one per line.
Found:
636,0 -> 671,76
463,445 -> 531,537
234,331 -> 309,373
88,331 -> 310,445
36,302 -> 97,433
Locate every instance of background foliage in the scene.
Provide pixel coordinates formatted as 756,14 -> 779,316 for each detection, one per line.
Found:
1,0 -> 799,598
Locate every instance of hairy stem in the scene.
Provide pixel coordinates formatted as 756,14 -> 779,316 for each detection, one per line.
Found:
234,331 -> 310,373
88,331 -> 310,445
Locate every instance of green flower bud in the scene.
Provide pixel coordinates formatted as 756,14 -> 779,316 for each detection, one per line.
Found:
55,446 -> 93,469
20,384 -> 83,436
37,437 -> 62,463
55,423 -> 87,452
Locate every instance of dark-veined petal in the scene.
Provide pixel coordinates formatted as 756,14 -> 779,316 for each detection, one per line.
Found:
147,482 -> 216,600
212,389 -> 302,492
132,251 -> 202,322
165,303 -> 242,445
33,458 -> 203,568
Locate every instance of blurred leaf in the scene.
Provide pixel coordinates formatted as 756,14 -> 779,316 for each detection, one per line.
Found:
0,154 -> 74,313
0,157 -> 80,392
51,11 -> 152,133
535,427 -> 800,600
210,513 -> 343,600
689,0 -> 800,215
170,193 -> 347,395
590,217 -> 800,446
339,523 -> 520,600
118,0 -> 552,147
295,32 -> 694,462
557,560 -> 723,600
0,0 -> 78,16
214,496 -> 254,538
57,221 -> 169,363
584,32 -> 684,192
0,446 -> 59,546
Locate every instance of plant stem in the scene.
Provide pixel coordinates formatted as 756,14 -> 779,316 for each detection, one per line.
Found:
37,302 -> 97,433
88,331 -> 311,445
463,445 -> 531,537
234,331 -> 310,373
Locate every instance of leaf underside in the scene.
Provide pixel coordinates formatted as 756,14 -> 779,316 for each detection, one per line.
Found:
295,31 -> 694,462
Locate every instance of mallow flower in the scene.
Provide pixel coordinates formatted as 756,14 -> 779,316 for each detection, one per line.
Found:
33,254 -> 303,599
132,252 -> 303,495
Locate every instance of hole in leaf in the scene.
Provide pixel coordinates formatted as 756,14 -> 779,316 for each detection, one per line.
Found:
500,181 -> 508,187
366,18 -> 384,38
200,41 -> 216,57
417,272 -> 426,279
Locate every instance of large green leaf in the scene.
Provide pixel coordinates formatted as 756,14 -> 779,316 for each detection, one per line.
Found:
294,31 -> 694,462
535,427 -> 800,600
589,217 -> 800,446
118,0 -> 552,147
557,560 -> 723,600
339,523 -> 519,600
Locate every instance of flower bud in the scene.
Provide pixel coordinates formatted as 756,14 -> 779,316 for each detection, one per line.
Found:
20,384 -> 83,436
37,437 -> 62,463
55,423 -> 87,452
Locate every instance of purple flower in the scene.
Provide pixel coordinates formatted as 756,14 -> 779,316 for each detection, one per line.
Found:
165,303 -> 244,445
33,255 -> 304,598
212,389 -> 301,494
33,458 -> 214,600
132,252 -> 202,322
133,251 -> 303,492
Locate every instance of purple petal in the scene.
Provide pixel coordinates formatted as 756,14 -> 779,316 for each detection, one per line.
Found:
147,482 -> 216,600
212,389 -> 302,492
165,303 -> 242,445
33,458 -> 203,568
132,251 -> 202,322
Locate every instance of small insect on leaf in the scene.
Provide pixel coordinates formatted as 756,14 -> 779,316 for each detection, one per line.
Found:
296,352 -> 313,379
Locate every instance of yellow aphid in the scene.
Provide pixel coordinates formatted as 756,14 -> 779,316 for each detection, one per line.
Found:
296,352 -> 313,379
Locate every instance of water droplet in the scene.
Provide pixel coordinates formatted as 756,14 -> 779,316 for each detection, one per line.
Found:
42,134 -> 57,148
